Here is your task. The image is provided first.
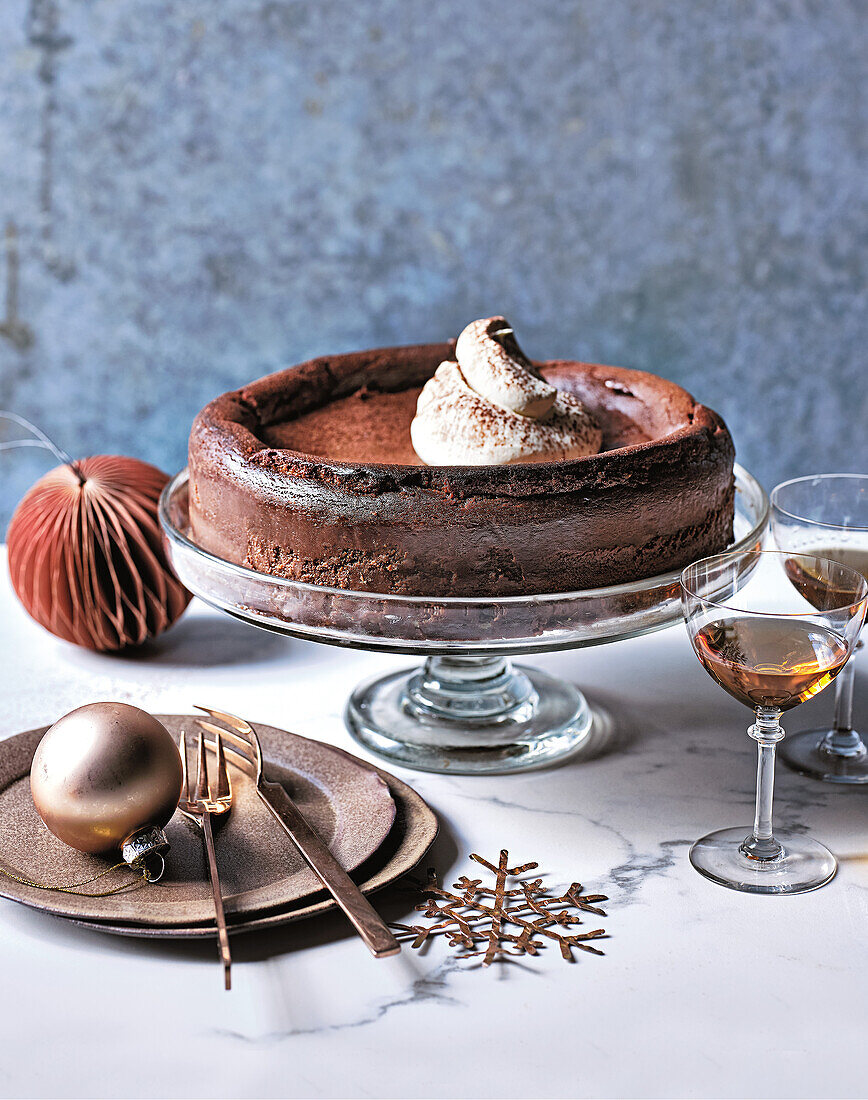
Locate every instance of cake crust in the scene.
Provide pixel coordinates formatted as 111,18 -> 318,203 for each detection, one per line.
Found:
188,342 -> 735,596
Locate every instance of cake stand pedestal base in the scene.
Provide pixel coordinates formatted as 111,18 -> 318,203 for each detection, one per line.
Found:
345,655 -> 593,774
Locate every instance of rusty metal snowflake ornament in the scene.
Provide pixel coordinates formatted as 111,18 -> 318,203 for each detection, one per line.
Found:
392,850 -> 609,966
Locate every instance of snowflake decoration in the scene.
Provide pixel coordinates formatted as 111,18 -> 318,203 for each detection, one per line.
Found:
392,850 -> 609,966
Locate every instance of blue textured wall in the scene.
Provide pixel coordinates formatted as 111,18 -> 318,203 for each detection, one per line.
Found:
1,0 -> 866,527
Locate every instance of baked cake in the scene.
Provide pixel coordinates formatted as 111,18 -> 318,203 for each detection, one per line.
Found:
188,318 -> 735,597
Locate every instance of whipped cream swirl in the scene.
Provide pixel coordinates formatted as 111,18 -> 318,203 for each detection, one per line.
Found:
410,316 -> 603,466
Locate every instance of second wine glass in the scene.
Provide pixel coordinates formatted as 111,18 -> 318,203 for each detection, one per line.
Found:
771,474 -> 868,783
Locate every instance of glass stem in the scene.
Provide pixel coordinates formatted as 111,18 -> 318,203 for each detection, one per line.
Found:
741,707 -> 785,862
405,655 -> 537,722
822,648 -> 867,758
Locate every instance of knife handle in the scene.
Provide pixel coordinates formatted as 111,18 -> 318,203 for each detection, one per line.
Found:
257,780 -> 400,958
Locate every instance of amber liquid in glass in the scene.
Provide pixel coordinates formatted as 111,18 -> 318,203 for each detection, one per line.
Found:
807,547 -> 868,582
693,617 -> 850,710
785,548 -> 868,611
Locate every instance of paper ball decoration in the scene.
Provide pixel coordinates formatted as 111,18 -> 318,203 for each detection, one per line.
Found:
7,456 -> 191,650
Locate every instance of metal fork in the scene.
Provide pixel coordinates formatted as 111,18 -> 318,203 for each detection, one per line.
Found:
178,730 -> 233,989
193,706 -> 400,959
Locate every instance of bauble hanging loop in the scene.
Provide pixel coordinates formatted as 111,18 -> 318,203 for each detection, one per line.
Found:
7,455 -> 191,650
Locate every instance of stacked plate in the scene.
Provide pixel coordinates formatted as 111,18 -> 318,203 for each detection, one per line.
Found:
0,716 -> 438,938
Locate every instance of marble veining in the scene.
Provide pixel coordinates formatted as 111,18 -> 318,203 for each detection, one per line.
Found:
0,551 -> 864,1098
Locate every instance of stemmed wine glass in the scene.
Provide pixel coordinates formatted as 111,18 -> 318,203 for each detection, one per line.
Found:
681,550 -> 867,894
771,474 -> 868,783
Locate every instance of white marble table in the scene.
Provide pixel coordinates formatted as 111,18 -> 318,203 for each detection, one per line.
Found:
0,548 -> 864,1100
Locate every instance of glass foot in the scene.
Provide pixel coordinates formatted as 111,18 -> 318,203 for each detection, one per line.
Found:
690,826 -> 837,894
778,727 -> 868,784
345,655 -> 593,774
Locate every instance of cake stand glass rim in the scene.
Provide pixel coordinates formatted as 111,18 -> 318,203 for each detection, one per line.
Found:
159,463 -> 768,607
202,604 -> 660,656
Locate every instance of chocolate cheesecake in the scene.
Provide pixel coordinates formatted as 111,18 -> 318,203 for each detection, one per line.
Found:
188,336 -> 736,597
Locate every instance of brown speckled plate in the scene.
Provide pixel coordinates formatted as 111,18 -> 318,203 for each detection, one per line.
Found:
0,717 -> 402,928
64,764 -> 437,938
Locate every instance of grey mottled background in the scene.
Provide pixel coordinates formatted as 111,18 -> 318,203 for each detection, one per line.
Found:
1,0 -> 866,528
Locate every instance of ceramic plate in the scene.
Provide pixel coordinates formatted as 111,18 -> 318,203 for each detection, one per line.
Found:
0,717 -> 397,926
64,765 -> 438,937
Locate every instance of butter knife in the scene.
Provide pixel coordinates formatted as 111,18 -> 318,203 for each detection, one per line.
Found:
194,707 -> 400,959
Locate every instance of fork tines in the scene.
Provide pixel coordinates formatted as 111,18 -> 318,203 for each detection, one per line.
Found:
180,728 -> 231,807
193,705 -> 263,781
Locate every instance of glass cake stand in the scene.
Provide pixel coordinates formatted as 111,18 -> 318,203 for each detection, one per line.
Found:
159,466 -> 768,774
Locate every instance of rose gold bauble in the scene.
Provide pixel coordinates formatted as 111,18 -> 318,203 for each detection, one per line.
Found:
30,702 -> 183,856
7,456 -> 191,650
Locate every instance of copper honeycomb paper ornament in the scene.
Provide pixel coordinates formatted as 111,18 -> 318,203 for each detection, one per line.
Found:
7,456 -> 191,651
